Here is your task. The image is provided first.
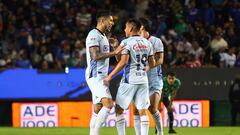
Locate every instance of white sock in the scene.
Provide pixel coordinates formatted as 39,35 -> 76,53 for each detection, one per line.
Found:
93,106 -> 110,135
89,112 -> 97,135
116,114 -> 126,135
140,115 -> 149,135
152,111 -> 163,135
134,115 -> 141,135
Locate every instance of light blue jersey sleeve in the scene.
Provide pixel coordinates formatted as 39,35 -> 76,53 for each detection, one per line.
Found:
85,29 -> 110,79
148,40 -> 154,57
120,39 -> 130,55
155,38 -> 164,53
148,36 -> 164,78
149,36 -> 164,53
86,30 -> 100,48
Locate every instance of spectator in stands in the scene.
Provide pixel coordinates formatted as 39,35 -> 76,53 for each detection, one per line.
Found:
224,27 -> 239,48
174,52 -> 188,68
0,54 -> 6,70
0,0 -> 239,69
203,2 -> 215,26
15,48 -> 32,68
235,52 -> 240,67
76,7 -> 92,27
18,20 -> 33,49
174,16 -> 188,35
156,14 -> 167,38
210,27 -> 228,53
210,27 -> 228,67
4,38 -> 18,62
185,54 -> 202,68
189,40 -> 205,63
40,60 -> 49,70
186,0 -> 200,25
53,59 -> 64,70
230,1 -> 240,30
67,49 -> 85,68
219,47 -> 236,68
176,34 -> 192,53
164,43 -> 177,69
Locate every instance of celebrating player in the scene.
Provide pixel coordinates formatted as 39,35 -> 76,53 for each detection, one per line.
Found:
85,11 -> 124,135
104,18 -> 160,135
133,18 -> 164,135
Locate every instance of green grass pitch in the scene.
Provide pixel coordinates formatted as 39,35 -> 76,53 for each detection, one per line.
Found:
0,127 -> 239,135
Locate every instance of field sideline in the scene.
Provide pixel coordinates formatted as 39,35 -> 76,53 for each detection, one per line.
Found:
0,127 -> 239,135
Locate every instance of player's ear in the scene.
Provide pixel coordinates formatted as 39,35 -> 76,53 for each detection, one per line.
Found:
130,27 -> 133,32
100,18 -> 105,24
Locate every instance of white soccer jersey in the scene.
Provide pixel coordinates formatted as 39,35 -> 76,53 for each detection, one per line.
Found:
148,36 -> 164,78
85,29 -> 110,79
120,36 -> 154,84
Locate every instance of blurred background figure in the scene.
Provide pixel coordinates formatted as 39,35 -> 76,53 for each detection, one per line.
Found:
229,75 -> 240,126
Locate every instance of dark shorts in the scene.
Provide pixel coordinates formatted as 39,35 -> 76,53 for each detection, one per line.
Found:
162,97 -> 171,108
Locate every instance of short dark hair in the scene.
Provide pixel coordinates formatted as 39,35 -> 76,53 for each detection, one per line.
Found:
96,10 -> 111,21
126,18 -> 141,32
166,71 -> 176,77
139,18 -> 151,32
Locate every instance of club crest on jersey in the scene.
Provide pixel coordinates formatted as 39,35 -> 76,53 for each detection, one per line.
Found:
103,45 -> 109,51
133,44 -> 148,51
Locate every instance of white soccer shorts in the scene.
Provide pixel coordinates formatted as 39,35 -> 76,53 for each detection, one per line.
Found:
149,77 -> 163,96
116,83 -> 150,110
86,76 -> 112,104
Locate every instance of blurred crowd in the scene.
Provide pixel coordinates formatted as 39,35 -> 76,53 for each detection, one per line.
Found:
0,0 -> 240,70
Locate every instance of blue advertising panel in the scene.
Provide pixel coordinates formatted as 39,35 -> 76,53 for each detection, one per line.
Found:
0,69 -> 89,99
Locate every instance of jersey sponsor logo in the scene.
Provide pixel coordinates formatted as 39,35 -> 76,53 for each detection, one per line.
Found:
133,44 -> 148,51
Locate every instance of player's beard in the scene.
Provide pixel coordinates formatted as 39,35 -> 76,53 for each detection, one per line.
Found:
106,25 -> 112,33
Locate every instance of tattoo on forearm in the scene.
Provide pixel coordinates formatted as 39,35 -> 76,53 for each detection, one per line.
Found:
90,47 -> 114,60
96,52 -> 114,60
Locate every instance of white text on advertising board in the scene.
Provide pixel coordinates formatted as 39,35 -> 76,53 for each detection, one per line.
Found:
20,103 -> 58,127
163,101 -> 202,127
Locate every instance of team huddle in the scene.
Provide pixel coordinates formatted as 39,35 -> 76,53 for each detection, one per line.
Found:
85,11 -> 181,135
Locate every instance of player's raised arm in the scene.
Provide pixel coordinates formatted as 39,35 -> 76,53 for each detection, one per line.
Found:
89,45 -> 124,61
103,54 -> 129,86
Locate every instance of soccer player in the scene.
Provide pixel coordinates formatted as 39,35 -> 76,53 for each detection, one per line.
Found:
133,18 -> 164,135
161,71 -> 181,134
103,19 -> 163,135
85,11 -> 124,135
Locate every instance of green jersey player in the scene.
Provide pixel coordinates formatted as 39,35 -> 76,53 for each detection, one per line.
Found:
160,71 -> 181,134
